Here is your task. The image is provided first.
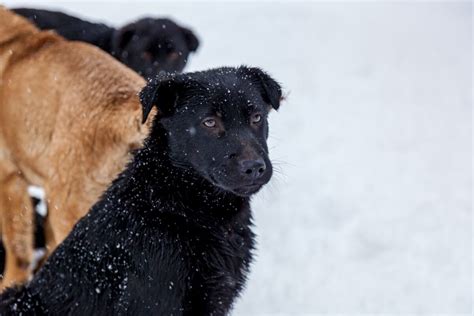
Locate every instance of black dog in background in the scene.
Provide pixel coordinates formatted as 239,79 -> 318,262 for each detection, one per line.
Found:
0,66 -> 282,315
13,8 -> 199,77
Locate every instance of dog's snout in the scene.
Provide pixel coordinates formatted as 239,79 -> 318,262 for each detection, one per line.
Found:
239,159 -> 266,179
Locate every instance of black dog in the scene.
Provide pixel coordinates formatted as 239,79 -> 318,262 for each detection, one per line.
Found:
0,66 -> 282,315
13,8 -> 199,77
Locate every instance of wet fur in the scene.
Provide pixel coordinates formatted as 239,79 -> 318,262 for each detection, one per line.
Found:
0,129 -> 254,315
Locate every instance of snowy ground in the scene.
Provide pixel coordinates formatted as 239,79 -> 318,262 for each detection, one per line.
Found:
4,1 -> 472,315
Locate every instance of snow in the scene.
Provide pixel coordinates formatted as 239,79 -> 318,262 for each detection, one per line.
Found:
27,185 -> 47,216
5,1 -> 472,315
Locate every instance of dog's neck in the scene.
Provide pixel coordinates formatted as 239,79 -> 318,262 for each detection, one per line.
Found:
124,124 -> 250,221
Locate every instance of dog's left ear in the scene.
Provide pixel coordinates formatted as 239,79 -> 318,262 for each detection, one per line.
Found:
181,27 -> 199,52
242,67 -> 282,110
139,74 -> 181,123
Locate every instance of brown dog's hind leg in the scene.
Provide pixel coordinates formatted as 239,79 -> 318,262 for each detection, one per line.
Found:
0,171 -> 34,290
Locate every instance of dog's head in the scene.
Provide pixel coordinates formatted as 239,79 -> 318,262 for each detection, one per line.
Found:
112,17 -> 199,77
140,66 -> 282,197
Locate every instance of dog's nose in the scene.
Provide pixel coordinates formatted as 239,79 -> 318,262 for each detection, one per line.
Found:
239,159 -> 266,179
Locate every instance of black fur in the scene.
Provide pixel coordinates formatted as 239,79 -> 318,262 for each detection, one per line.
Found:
13,8 -> 199,77
0,66 -> 282,315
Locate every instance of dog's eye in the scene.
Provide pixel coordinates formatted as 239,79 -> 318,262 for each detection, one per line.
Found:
167,52 -> 180,61
142,51 -> 152,61
251,113 -> 262,124
202,118 -> 216,128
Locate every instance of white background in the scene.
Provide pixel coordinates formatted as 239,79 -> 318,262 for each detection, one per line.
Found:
4,1 -> 472,315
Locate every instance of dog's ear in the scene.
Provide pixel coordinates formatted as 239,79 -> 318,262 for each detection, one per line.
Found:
112,24 -> 137,53
242,67 -> 282,110
139,74 -> 181,123
181,27 -> 199,52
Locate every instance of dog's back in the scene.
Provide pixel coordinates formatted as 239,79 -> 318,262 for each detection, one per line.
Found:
0,7 -> 146,184
12,8 -> 113,50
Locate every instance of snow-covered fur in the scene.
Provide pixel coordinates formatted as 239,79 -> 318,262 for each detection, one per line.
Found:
0,66 -> 281,315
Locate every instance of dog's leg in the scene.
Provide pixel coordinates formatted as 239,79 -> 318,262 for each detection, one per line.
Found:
42,188 -> 84,253
0,171 -> 34,290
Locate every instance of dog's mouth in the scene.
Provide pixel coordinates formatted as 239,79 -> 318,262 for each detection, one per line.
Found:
207,173 -> 264,197
231,184 -> 263,196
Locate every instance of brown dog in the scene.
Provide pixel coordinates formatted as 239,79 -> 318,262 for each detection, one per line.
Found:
0,7 -> 150,289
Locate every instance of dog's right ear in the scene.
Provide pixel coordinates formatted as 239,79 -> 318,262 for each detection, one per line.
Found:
181,27 -> 199,52
112,24 -> 137,53
240,66 -> 282,111
139,74 -> 181,123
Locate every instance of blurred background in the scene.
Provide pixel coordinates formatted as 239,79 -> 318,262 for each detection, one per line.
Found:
4,1 -> 472,315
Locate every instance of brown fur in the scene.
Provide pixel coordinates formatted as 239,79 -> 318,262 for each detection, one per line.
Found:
0,7 -> 150,289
